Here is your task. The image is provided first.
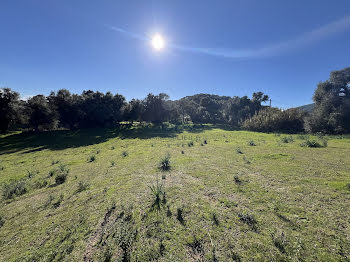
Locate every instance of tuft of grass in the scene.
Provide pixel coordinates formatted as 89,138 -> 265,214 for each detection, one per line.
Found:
203,139 -> 208,144
51,160 -> 60,165
300,138 -> 327,148
48,169 -> 56,177
88,155 -> 96,162
181,150 -> 185,154
235,147 -> 243,154
96,149 -> 101,154
272,231 -> 287,253
54,164 -> 69,185
176,208 -> 185,225
76,181 -> 89,193
27,169 -> 39,178
110,160 -> 116,167
212,212 -> 219,226
238,212 -> 257,231
247,140 -> 256,146
234,175 -> 242,185
280,136 -> 294,143
159,153 -> 171,171
33,180 -> 48,189
187,141 -> 194,147
121,151 -> 129,157
52,194 -> 64,208
2,180 -> 27,199
0,215 -> 4,228
149,181 -> 166,212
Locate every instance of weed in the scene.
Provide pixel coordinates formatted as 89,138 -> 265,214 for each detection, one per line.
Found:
96,149 -> 101,154
234,175 -> 242,185
0,215 -> 4,228
248,140 -> 256,146
52,194 -> 64,208
88,155 -> 96,162
76,181 -> 89,193
166,205 -> 172,217
272,231 -> 287,253
176,208 -> 185,225
55,165 -> 69,185
149,181 -> 165,212
0,166 -> 4,171
236,147 -> 243,154
111,146 -> 115,150
188,141 -> 194,147
2,180 -> 27,199
238,212 -> 258,231
43,194 -> 54,208
212,212 -> 219,226
204,139 -> 208,144
48,169 -> 56,177
51,160 -> 60,165
27,169 -> 39,178
159,153 -> 171,171
187,236 -> 204,258
181,150 -> 185,154
33,180 -> 48,189
121,151 -> 129,157
110,160 -> 116,167
280,136 -> 294,143
300,138 -> 327,148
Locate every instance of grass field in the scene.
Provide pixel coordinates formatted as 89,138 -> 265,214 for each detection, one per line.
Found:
0,125 -> 350,261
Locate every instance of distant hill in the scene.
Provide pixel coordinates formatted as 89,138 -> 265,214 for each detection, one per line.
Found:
295,103 -> 315,112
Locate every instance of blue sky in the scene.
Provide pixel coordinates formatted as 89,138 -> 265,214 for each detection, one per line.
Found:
1,1 -> 350,108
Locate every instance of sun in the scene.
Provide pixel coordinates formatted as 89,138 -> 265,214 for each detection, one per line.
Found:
151,34 -> 165,50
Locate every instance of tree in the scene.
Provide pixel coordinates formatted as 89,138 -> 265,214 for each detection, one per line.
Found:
0,88 -> 21,133
27,95 -> 58,131
142,93 -> 170,123
305,67 -> 350,133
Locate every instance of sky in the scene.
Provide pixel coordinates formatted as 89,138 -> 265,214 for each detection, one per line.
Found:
1,1 -> 350,108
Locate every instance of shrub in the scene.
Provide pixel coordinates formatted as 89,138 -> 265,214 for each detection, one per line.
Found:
238,212 -> 257,231
88,155 -> 96,162
248,140 -> 256,146
48,169 -> 56,177
188,141 -> 194,147
242,107 -> 305,133
54,164 -> 69,185
110,160 -> 116,167
149,181 -> 165,211
300,138 -> 327,148
159,153 -> 171,171
121,151 -> 128,157
0,215 -> 4,228
2,180 -> 27,199
76,181 -> 89,193
280,136 -> 294,143
236,147 -> 243,154
27,169 -> 39,178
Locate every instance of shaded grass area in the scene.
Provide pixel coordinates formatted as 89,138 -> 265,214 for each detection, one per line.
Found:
0,126 -> 350,261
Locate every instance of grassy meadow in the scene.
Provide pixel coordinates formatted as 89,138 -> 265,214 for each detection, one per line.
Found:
0,125 -> 350,261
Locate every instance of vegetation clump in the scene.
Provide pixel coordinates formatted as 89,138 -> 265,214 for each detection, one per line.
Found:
159,153 -> 171,171
121,151 -> 129,157
54,165 -> 69,185
188,141 -> 194,147
280,136 -> 294,143
2,180 -> 27,200
248,140 -> 256,146
238,212 -> 258,231
88,154 -> 96,162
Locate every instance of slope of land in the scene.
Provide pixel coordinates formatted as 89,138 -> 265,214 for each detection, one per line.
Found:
0,125 -> 349,261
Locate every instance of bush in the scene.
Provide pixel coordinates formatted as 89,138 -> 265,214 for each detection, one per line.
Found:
88,155 -> 96,162
76,181 -> 89,193
242,107 -> 305,133
248,140 -> 256,146
300,138 -> 328,148
54,164 -> 69,185
159,153 -> 171,171
2,180 -> 27,199
280,136 -> 294,143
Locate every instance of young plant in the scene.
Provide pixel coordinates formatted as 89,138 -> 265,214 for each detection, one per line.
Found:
2,180 -> 27,200
236,147 -> 243,154
88,155 -> 96,162
76,181 -> 89,193
149,181 -> 165,212
248,140 -> 256,146
188,141 -> 194,147
121,151 -> 129,157
159,153 -> 171,171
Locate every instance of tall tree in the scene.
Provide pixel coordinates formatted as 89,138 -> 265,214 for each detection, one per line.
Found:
0,88 -> 21,133
27,95 -> 58,131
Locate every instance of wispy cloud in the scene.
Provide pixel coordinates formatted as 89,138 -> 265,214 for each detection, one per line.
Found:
107,15 -> 350,59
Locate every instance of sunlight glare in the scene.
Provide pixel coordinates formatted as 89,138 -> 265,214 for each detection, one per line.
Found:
151,34 -> 165,50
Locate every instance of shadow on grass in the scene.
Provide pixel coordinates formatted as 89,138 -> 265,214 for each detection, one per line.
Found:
0,123 -> 235,155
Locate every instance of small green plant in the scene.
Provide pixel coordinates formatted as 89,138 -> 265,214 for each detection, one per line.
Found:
212,212 -> 219,226
51,160 -> 60,165
52,194 -> 64,208
236,147 -> 243,154
27,169 -> 39,178
111,146 -> 115,150
88,155 -> 96,162
181,150 -> 185,154
272,231 -> 287,253
203,140 -> 208,144
76,181 -> 89,193
248,140 -> 256,146
188,141 -> 194,147
121,151 -> 129,157
234,175 -> 242,184
2,180 -> 27,199
300,138 -> 327,148
159,153 -> 171,171
149,181 -> 165,212
280,136 -> 294,143
0,215 -> 4,228
110,160 -> 116,167
48,169 -> 56,177
238,212 -> 257,231
0,166 -> 4,171
33,180 -> 48,189
54,164 -> 69,185
96,149 -> 101,154
176,207 -> 185,225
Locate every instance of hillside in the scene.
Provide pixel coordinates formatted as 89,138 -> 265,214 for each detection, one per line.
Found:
0,125 -> 350,261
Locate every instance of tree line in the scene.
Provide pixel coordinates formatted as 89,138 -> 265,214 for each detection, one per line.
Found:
1,67 -> 349,134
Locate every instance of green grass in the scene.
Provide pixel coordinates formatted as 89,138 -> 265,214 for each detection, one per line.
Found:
0,125 -> 350,261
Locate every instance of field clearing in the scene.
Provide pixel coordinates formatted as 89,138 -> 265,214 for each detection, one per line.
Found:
0,126 -> 350,261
